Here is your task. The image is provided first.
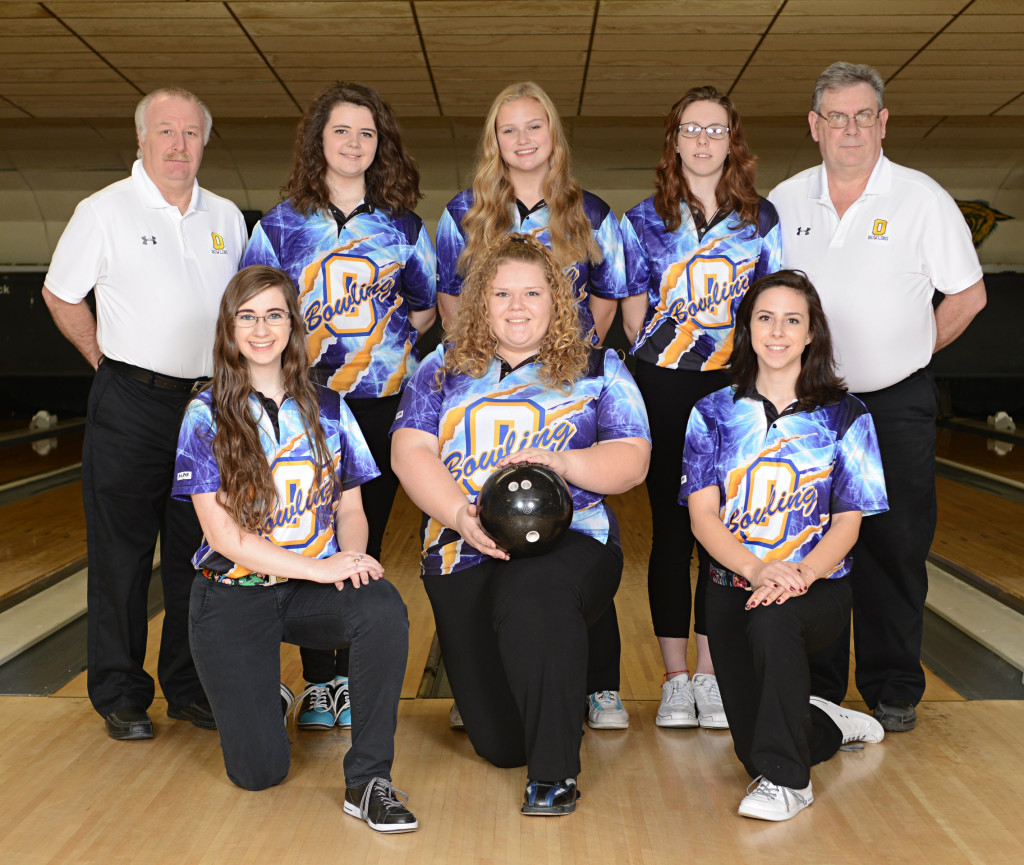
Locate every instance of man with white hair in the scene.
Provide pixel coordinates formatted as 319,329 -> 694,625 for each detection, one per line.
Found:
43,87 -> 247,740
769,63 -> 986,732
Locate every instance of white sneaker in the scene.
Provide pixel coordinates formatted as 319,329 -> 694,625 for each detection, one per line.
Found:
692,673 -> 729,729
738,775 -> 813,821
810,696 -> 885,744
586,690 -> 629,729
449,702 -> 464,730
656,674 -> 698,728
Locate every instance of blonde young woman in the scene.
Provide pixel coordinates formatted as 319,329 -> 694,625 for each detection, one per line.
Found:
436,82 -> 641,728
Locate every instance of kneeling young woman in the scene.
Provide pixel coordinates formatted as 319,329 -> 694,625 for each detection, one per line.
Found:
682,270 -> 889,821
392,234 -> 650,815
172,265 -> 416,833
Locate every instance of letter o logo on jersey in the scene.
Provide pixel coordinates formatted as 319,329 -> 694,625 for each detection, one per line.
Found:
318,253 -> 381,338
687,255 -> 741,328
872,220 -> 888,236
461,399 -> 544,494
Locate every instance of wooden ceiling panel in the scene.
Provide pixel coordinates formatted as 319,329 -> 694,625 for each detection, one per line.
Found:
46,2 -> 231,19
252,35 -> 421,53
239,16 -> 417,37
590,32 -> 761,51
595,16 -> 775,36
599,0 -> 780,15
416,16 -> 592,37
782,0 -> 964,14
770,14 -> 953,34
266,51 -> 424,68
416,1 -> 594,17
85,36 -> 256,53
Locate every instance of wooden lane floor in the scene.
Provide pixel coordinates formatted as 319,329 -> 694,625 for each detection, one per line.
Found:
0,430 -> 83,486
934,475 -> 1024,608
0,481 -> 86,609
10,489 -> 1023,862
936,424 -> 1024,485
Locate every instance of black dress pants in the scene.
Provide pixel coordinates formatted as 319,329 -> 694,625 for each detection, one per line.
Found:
424,531 -> 622,780
706,578 -> 848,790
82,362 -> 205,716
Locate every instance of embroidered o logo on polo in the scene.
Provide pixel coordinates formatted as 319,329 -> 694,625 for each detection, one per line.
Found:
873,220 -> 888,236
211,232 -> 225,250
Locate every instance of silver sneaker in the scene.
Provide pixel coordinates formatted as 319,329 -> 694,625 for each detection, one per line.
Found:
738,775 -> 813,821
656,674 -> 698,728
810,696 -> 884,744
586,690 -> 629,729
692,673 -> 729,729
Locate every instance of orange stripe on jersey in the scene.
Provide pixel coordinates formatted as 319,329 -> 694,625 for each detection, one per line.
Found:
328,305 -> 398,393
382,342 -> 412,397
659,317 -> 700,367
437,381 -> 534,448
544,395 -> 594,424
705,330 -> 733,370
762,514 -> 830,561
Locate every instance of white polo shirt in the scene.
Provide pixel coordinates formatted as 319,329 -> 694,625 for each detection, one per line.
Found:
768,153 -> 982,393
45,160 -> 247,378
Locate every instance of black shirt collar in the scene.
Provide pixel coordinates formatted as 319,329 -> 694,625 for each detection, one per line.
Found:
497,354 -> 539,380
691,206 -> 729,240
328,201 -> 373,233
516,199 -> 546,221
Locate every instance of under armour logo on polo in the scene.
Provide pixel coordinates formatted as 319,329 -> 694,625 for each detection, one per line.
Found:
141,236 -> 158,245
796,227 -> 811,235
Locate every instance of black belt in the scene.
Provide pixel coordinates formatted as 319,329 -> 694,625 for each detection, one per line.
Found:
103,358 -> 209,393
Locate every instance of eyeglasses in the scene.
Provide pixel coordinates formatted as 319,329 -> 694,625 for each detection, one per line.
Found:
234,311 -> 291,327
815,110 -> 879,129
678,122 -> 730,140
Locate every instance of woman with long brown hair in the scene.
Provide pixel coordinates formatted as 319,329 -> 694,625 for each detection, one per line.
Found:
392,234 -> 650,815
436,82 -> 639,729
172,265 -> 417,833
620,85 -> 782,731
242,82 -> 436,729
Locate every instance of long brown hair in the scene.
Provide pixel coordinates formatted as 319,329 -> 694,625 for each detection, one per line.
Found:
458,82 -> 601,276
728,270 -> 846,410
653,85 -> 760,232
281,81 -> 422,218
442,234 -> 590,393
210,265 -> 336,532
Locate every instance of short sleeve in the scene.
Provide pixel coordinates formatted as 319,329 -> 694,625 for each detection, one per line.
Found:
755,198 -> 783,280
329,393 -> 380,490
587,207 -> 629,300
621,209 -> 653,300
680,399 -> 719,503
830,403 -> 889,516
595,351 -> 651,442
173,397 -> 222,500
922,188 -> 984,295
44,199 -> 106,303
400,218 -> 438,311
436,203 -> 467,297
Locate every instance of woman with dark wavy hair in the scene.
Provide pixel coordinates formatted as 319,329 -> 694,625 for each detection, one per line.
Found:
436,81 -> 638,730
620,86 -> 782,731
392,235 -> 651,816
682,269 -> 888,821
242,82 -> 436,729
172,265 -> 417,833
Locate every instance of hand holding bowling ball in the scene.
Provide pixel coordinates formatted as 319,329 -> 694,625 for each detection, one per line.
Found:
477,462 -> 574,557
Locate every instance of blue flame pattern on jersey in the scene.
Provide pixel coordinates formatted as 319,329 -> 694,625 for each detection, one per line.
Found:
622,198 -> 781,371
242,201 -> 436,399
436,189 -> 634,343
681,387 -> 888,582
172,386 -> 379,583
392,346 -> 651,575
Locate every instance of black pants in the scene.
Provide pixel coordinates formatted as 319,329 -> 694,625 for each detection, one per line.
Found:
707,578 -> 848,789
808,371 -> 936,708
424,532 -> 622,780
634,360 -> 729,638
189,575 -> 408,791
82,362 -> 205,716
300,393 -> 402,683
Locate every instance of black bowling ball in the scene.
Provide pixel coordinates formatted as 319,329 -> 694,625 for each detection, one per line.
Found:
477,462 -> 573,557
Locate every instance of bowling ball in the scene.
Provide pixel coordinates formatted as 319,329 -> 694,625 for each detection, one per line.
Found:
477,462 -> 573,557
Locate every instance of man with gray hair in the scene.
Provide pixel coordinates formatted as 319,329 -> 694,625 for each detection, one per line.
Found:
43,87 -> 247,740
769,62 -> 985,732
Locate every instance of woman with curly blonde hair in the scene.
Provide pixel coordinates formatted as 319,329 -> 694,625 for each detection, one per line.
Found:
436,82 -> 636,346
392,235 -> 651,816
242,81 -> 436,731
620,86 -> 782,732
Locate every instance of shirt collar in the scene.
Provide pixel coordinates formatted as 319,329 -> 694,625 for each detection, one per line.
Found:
132,159 -> 204,212
810,150 -> 890,200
